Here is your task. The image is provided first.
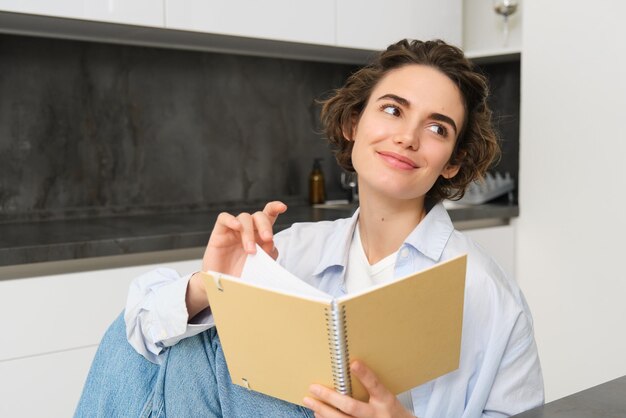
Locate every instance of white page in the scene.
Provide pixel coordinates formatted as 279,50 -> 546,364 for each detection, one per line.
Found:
237,244 -> 332,301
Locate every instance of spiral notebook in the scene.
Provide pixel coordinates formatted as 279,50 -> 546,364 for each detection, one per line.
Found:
201,247 -> 466,406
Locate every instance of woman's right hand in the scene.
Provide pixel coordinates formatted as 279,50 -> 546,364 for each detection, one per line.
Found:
202,200 -> 287,276
186,201 -> 287,319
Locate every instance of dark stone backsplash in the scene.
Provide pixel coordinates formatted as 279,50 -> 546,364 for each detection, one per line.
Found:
0,34 -> 519,223
0,34 -> 355,222
480,60 -> 520,199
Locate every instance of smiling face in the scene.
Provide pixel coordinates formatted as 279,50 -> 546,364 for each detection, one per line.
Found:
349,64 -> 465,204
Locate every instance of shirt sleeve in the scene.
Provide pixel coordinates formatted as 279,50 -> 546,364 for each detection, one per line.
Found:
455,283 -> 544,418
124,268 -> 215,364
414,248 -> 545,418
480,310 -> 545,417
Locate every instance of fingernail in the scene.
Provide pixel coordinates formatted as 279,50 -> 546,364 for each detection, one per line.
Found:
309,385 -> 320,395
261,230 -> 272,240
302,397 -> 313,407
245,242 -> 256,252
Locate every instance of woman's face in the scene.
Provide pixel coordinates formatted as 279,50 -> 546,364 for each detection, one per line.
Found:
349,64 -> 465,203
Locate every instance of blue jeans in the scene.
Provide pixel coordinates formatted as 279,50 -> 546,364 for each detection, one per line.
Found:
75,313 -> 314,417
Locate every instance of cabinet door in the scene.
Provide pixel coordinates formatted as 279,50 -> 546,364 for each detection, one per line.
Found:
0,259 -> 199,361
0,0 -> 85,19
337,0 -> 462,51
84,0 -> 164,27
165,0 -> 335,46
0,346 -> 97,418
0,257 -> 199,417
0,0 -> 164,26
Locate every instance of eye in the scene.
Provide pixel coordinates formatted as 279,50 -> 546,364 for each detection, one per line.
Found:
427,124 -> 448,137
380,104 -> 401,117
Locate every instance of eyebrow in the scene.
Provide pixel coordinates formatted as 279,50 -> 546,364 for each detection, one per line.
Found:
377,93 -> 410,107
377,93 -> 458,134
430,113 -> 458,135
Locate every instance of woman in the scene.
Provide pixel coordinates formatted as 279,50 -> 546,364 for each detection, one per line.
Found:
76,39 -> 544,418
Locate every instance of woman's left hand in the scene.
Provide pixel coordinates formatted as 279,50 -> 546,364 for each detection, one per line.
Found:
303,361 -> 416,418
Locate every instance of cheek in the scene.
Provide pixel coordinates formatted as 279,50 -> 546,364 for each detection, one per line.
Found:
350,138 -> 374,175
424,141 -> 455,165
354,115 -> 389,142
350,140 -> 365,168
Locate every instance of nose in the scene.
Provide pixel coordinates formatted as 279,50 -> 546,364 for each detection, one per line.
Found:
393,125 -> 420,150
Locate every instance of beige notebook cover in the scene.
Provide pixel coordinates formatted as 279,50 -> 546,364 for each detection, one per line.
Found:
201,251 -> 466,406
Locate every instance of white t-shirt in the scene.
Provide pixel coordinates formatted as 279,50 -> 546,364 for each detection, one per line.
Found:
344,224 -> 397,293
343,223 -> 414,412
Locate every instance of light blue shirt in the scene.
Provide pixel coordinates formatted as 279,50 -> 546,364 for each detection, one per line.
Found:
125,203 -> 544,417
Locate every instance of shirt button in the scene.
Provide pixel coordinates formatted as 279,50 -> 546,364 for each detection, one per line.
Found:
400,248 -> 410,258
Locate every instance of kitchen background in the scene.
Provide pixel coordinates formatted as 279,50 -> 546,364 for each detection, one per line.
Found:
1,0 -> 626,417
0,34 -> 518,222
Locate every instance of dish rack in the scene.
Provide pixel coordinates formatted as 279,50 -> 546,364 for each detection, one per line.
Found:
455,172 -> 515,205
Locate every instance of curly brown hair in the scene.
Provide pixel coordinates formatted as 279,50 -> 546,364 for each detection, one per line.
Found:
320,39 -> 501,201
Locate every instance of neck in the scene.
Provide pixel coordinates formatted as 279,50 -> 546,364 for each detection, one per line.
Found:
357,191 -> 426,265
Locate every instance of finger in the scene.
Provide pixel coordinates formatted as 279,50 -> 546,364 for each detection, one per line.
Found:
350,361 -> 388,400
236,212 -> 257,253
252,211 -> 279,258
262,201 -> 287,225
308,384 -> 368,417
258,237 -> 278,260
212,212 -> 242,236
303,396 -> 351,418
265,244 -> 279,260
208,213 -> 243,250
252,211 -> 275,243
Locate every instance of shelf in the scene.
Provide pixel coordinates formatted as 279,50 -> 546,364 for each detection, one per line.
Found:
465,47 -> 521,64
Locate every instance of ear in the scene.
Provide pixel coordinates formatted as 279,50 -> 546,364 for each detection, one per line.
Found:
342,112 -> 359,141
441,164 -> 460,179
342,125 -> 353,141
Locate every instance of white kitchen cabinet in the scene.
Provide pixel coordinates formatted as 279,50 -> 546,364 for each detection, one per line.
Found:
0,0 -> 164,27
0,346 -> 97,418
0,258 -> 198,361
463,0 -> 522,59
1,269 -> 131,361
0,257 -> 199,417
336,0 -> 462,51
165,0 -> 336,46
84,0 -> 164,27
0,0 -> 85,19
2,0 -> 467,64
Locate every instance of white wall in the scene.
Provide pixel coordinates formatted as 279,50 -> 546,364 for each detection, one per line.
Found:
518,0 -> 626,402
463,0 -> 522,54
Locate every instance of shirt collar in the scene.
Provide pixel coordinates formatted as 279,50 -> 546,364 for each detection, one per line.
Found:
404,202 -> 454,262
312,207 -> 360,276
312,203 -> 454,274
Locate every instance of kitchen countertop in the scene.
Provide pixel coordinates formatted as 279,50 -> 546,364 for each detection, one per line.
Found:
0,202 -> 518,268
511,375 -> 626,418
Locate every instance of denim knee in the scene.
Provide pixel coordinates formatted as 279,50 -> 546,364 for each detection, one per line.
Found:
74,312 -> 159,418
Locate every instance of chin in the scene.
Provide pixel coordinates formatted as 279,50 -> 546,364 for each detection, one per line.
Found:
374,186 -> 426,202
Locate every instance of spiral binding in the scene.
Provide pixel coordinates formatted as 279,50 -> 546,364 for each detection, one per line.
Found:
325,301 -> 352,396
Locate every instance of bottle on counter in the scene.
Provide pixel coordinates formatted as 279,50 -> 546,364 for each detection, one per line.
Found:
309,158 -> 326,205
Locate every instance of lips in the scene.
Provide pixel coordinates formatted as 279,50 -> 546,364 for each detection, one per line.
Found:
377,151 -> 418,170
